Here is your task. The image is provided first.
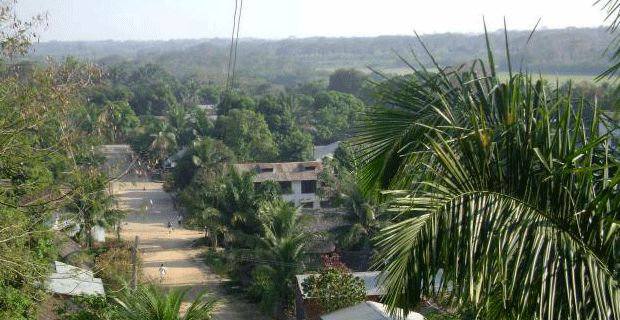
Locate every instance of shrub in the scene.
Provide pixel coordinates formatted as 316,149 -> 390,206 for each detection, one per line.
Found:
57,295 -> 117,320
247,265 -> 277,313
301,254 -> 366,314
95,242 -> 139,291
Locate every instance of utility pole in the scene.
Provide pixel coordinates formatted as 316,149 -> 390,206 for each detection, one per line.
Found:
131,235 -> 139,290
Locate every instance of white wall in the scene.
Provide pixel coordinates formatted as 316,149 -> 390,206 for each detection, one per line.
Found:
281,180 -> 321,209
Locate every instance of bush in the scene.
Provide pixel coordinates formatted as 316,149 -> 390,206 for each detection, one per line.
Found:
57,295 -> 117,320
95,242 -> 140,291
202,249 -> 233,276
301,255 -> 366,314
0,285 -> 37,320
247,265 -> 277,313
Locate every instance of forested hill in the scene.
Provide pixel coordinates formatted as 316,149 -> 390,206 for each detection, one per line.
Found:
28,27 -> 613,85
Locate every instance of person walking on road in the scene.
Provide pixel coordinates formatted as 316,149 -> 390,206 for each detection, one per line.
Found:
158,263 -> 168,282
167,221 -> 172,234
177,214 -> 183,227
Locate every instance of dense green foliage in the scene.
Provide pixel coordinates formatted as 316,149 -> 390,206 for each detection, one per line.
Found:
0,56 -> 109,320
214,108 -> 278,161
328,68 -> 368,97
357,33 -> 620,318
318,143 -> 381,250
28,28 -> 614,85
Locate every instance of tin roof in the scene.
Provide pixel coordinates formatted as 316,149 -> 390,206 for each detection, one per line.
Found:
233,161 -> 322,182
321,301 -> 424,320
47,261 -> 105,296
314,141 -> 340,160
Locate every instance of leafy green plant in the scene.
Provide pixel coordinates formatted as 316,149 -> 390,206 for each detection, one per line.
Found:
301,265 -> 366,314
247,265 -> 277,313
113,285 -> 217,320
57,295 -> 118,320
358,29 -> 620,319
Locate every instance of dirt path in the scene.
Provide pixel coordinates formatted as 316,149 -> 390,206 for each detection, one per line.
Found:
113,181 -> 268,320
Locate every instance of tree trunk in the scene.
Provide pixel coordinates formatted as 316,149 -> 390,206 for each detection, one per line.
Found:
85,223 -> 92,249
131,235 -> 139,290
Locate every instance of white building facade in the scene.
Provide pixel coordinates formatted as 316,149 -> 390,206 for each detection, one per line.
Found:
234,161 -> 323,209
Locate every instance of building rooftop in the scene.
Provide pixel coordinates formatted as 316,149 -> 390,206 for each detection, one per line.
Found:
233,161 -> 323,182
314,141 -> 340,160
47,261 -> 105,296
321,301 -> 424,320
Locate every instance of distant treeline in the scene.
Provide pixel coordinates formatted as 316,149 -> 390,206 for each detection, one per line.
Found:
26,27 -> 614,86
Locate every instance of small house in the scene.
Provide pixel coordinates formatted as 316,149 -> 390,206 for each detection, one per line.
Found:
234,161 -> 324,209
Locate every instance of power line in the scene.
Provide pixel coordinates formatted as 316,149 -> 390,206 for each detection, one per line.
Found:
225,0 -> 239,91
230,0 -> 243,89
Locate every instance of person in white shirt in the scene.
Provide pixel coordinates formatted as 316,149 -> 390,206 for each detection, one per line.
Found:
158,263 -> 168,282
177,215 -> 183,227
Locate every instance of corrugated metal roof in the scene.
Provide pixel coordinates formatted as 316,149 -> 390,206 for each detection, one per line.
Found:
321,301 -> 424,320
47,261 -> 105,296
314,141 -> 340,160
234,161 -> 322,182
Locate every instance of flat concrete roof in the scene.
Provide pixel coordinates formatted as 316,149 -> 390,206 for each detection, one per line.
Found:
47,261 -> 105,296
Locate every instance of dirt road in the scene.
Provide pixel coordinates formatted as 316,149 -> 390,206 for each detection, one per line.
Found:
113,181 -> 268,320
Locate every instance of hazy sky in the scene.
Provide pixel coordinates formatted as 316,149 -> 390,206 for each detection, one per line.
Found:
17,0 -> 608,41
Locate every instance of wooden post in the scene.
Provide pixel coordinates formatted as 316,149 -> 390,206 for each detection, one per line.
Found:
131,235 -> 139,290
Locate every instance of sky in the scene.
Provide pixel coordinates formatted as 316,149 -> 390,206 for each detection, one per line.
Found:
17,0 -> 609,41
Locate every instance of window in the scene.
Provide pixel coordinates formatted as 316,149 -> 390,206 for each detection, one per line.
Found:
320,200 -> 331,208
279,181 -> 293,194
304,165 -> 316,171
261,167 -> 274,173
301,180 -> 316,194
301,202 -> 314,209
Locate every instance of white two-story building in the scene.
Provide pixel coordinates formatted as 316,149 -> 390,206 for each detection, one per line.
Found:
233,161 -> 324,210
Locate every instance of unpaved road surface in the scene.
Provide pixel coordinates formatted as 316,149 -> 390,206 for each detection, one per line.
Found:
113,181 -> 268,320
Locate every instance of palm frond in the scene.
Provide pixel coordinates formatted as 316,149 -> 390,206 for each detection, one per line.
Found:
361,29 -> 620,318
596,0 -> 620,79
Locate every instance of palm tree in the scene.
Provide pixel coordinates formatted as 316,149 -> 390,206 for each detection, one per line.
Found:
357,32 -> 620,319
68,170 -> 125,248
200,207 -> 229,248
149,125 -> 177,166
257,201 -> 308,317
319,148 -> 380,250
597,0 -> 620,78
114,285 -> 216,320
218,168 -> 261,237
338,185 -> 379,250
190,138 -> 235,174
